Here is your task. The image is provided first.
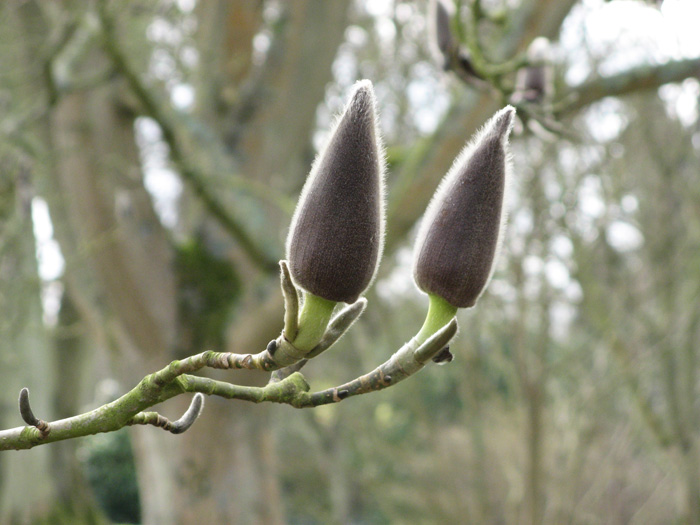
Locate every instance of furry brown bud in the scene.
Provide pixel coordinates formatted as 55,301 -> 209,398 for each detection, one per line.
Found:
413,106 -> 515,308
286,80 -> 385,303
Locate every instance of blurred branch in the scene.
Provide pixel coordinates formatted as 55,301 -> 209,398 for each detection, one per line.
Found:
558,57 -> 700,114
609,338 -> 673,448
97,2 -> 278,273
41,17 -> 79,106
387,0 -> 578,252
508,0 -> 578,55
444,1 -> 700,134
230,1 -> 351,188
462,1 -> 527,91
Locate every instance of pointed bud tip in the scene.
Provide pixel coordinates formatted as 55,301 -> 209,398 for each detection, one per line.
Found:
489,106 -> 516,142
352,79 -> 374,95
412,106 -> 515,308
286,79 -> 385,303
348,80 -> 376,120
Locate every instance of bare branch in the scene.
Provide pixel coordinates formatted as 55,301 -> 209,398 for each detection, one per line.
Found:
174,320 -> 459,408
559,57 -> 700,115
269,360 -> 309,384
1,317 -> 459,450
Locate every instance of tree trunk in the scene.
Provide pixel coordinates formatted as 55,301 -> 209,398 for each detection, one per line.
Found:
0,2 -> 106,521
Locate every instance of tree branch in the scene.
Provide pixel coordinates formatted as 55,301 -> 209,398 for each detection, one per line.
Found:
559,57 -> 700,115
1,260 -> 457,450
0,318 -> 457,451
386,0 -> 578,253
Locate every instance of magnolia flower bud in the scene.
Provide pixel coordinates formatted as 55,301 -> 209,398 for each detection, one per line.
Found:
428,0 -> 487,89
413,106 -> 515,308
513,37 -> 553,103
429,0 -> 456,65
286,80 -> 385,304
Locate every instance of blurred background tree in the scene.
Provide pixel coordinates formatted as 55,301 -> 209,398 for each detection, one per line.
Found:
1,0 -> 699,523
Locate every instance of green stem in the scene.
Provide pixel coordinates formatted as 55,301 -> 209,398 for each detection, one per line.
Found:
293,292 -> 337,353
416,294 -> 458,345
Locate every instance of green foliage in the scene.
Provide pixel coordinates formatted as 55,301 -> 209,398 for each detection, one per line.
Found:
28,503 -> 106,525
81,430 -> 141,524
175,237 -> 241,355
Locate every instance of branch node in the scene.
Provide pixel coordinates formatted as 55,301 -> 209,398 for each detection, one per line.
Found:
432,346 -> 454,364
269,359 -> 308,384
266,339 -> 278,356
414,319 -> 458,363
18,388 -> 51,438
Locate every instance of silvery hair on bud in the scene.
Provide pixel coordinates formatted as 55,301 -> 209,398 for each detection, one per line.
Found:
286,80 -> 386,304
413,106 -> 515,308
428,0 -> 455,66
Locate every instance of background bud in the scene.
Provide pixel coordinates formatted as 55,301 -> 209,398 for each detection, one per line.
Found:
413,106 -> 515,308
429,0 -> 456,65
286,80 -> 385,304
513,37 -> 553,103
428,0 -> 487,88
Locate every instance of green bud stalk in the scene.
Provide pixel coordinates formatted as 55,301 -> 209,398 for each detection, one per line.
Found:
415,293 -> 458,346
293,293 -> 337,353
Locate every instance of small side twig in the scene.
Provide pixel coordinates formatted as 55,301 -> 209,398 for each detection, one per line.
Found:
18,388 -> 51,438
128,393 -> 205,435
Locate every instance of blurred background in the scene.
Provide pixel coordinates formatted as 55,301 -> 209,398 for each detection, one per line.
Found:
1,0 -> 699,523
